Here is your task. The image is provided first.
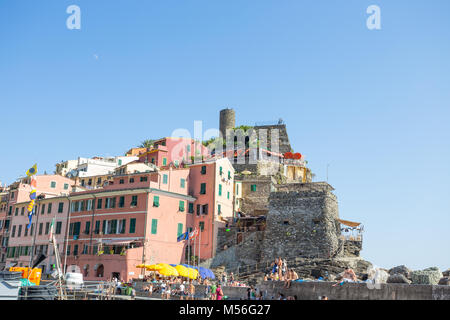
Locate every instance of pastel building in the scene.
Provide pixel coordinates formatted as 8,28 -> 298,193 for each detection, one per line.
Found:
64,157 -> 234,282
4,196 -> 70,275
1,175 -> 75,270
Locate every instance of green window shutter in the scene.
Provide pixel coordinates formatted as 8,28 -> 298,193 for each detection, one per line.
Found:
201,166 -> 206,174
64,183 -> 69,190
227,191 -> 230,199
177,223 -> 183,237
129,218 -> 136,233
102,220 -> 106,234
199,221 -> 204,231
251,184 -> 257,192
153,196 -> 160,207
200,183 -> 206,194
151,219 -> 158,235
50,181 -> 56,188
180,178 -> 185,188
188,203 -> 194,214
218,204 -> 221,214
228,171 -> 231,179
219,166 -> 223,175
163,158 -> 167,166
163,174 -> 168,184
179,201 -> 185,212
219,184 -> 222,196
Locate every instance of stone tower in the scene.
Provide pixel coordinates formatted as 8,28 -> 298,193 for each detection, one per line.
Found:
261,182 -> 342,261
219,108 -> 236,139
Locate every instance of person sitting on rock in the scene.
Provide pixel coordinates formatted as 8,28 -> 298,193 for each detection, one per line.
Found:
333,268 -> 358,286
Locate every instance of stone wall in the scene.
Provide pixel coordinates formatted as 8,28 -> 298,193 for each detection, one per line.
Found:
238,176 -> 275,216
261,183 -> 341,261
253,124 -> 292,154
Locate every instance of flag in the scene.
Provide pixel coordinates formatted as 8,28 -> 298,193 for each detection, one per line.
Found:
27,199 -> 35,212
177,231 -> 189,242
29,189 -> 37,200
49,218 -> 55,240
27,207 -> 35,229
189,228 -> 199,240
26,164 -> 38,177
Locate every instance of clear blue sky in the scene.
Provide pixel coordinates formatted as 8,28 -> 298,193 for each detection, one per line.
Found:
1,0 -> 449,270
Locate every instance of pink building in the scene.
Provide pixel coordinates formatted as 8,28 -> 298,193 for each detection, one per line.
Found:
2,175 -> 75,271
64,157 -> 234,282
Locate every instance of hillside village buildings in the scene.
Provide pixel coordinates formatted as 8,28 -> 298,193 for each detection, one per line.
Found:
0,109 -> 363,283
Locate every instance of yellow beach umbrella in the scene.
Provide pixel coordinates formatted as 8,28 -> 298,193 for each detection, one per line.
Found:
146,264 -> 163,271
175,265 -> 190,277
186,268 -> 198,280
157,265 -> 179,277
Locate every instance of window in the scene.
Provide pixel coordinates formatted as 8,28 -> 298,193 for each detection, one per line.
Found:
196,204 -> 201,216
110,220 -> 117,234
201,166 -> 206,174
64,183 -> 69,190
38,223 -> 43,235
55,222 -> 62,235
47,203 -> 52,214
129,178 -> 135,183
163,158 -> 167,166
8,206 -> 12,215
20,207 -> 24,216
45,222 -> 50,235
131,195 -> 138,207
200,183 -> 206,194
179,201 -> 185,212
12,225 -> 16,237
72,222 -> 81,236
228,171 -> 231,179
218,204 -> 222,214
15,208 -> 18,216
153,196 -> 159,207
118,196 -> 125,208
73,244 -> 78,256
140,176 -> 148,182
82,244 -> 88,255
58,202 -> 64,213
129,218 -> 136,233
187,145 -> 191,153
177,223 -> 183,237
227,191 -> 230,200
188,203 -> 194,214
94,221 -> 100,234
30,223 -> 34,236
163,174 -> 168,184
24,226 -> 28,237
18,225 -> 22,237
236,184 -> 239,194
84,221 -> 90,235
202,204 -> 208,215
50,181 -> 56,188
199,222 -> 205,232
66,245 -> 70,255
119,179 -> 124,184
119,219 -> 126,234
97,199 -> 103,209
219,184 -> 222,196
251,184 -> 257,192
219,166 -> 223,175
151,219 -> 157,235
180,178 -> 185,188
118,159 -> 122,166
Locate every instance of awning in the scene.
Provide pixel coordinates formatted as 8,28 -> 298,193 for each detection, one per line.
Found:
337,219 -> 361,228
101,240 -> 137,246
